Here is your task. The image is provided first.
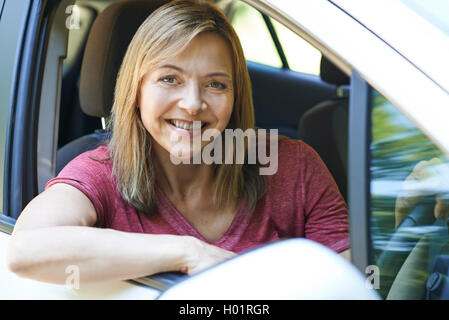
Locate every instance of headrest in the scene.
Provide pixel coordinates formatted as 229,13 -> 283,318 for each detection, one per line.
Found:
79,0 -> 169,118
320,56 -> 350,86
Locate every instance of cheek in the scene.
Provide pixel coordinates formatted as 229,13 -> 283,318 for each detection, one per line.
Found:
139,111 -> 154,134
139,90 -> 168,131
212,94 -> 234,128
139,103 -> 156,132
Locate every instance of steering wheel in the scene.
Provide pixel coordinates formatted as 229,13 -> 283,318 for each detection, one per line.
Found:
375,196 -> 436,299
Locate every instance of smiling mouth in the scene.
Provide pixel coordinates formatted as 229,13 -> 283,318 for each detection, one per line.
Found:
167,119 -> 208,131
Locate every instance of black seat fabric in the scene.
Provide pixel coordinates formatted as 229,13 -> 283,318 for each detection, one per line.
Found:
57,0 -> 169,174
56,131 -> 109,174
298,56 -> 350,200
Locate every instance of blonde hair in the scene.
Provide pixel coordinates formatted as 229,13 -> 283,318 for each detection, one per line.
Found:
108,0 -> 266,215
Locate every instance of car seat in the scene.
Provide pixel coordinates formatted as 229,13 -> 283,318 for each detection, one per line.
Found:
298,56 -> 350,201
56,0 -> 170,174
58,5 -> 98,149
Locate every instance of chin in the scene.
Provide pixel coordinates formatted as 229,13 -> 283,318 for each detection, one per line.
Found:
166,143 -> 193,163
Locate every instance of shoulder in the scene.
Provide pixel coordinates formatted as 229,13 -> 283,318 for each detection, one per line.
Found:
63,145 -> 111,170
48,145 -> 113,187
78,145 -> 111,162
45,146 -> 115,227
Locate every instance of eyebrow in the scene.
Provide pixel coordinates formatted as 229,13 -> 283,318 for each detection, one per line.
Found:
159,64 -> 232,79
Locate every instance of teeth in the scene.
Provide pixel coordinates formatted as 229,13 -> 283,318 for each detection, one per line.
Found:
170,120 -> 195,131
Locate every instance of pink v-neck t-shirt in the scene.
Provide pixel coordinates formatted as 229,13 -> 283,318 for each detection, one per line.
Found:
45,139 -> 350,254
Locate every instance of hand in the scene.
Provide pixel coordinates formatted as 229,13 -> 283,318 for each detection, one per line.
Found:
182,237 -> 237,275
395,158 -> 449,228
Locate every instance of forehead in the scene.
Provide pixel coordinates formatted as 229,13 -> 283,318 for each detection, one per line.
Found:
158,33 -> 233,73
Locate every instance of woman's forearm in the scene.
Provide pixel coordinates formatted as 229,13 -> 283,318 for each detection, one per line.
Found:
6,226 -> 191,285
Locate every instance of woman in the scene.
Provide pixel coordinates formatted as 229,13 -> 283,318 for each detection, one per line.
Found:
6,0 -> 350,285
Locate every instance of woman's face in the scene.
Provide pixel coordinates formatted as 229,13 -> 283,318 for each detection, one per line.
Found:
139,32 -> 234,161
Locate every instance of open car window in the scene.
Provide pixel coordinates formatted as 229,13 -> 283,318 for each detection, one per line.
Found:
225,0 -> 282,68
214,0 -> 321,75
271,19 -> 321,75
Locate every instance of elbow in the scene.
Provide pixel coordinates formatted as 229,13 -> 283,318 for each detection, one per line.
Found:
5,233 -> 33,276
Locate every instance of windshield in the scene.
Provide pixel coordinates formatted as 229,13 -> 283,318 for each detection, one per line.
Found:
401,0 -> 449,36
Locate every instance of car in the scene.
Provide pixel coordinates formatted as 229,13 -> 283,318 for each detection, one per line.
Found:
1,0 -> 449,300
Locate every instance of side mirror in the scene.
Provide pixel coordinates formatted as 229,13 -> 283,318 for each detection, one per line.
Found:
158,239 -> 380,299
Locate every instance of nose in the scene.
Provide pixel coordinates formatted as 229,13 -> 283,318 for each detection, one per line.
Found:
178,82 -> 203,115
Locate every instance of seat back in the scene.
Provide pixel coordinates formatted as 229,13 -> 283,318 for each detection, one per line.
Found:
298,56 -> 350,200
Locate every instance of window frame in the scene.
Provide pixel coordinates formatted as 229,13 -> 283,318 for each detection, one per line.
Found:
0,0 -> 5,19
2,0 -> 73,228
260,13 -> 289,69
347,70 -> 373,273
4,0 -> 45,223
0,0 -> 34,230
0,215 -> 14,234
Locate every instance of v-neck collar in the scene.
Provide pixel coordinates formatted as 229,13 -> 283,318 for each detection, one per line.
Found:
155,186 -> 248,246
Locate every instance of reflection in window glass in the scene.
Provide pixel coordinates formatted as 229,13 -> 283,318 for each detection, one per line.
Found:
229,1 -> 282,68
272,20 -> 321,76
370,90 -> 449,300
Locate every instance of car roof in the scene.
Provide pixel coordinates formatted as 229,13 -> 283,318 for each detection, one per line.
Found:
331,0 -> 449,95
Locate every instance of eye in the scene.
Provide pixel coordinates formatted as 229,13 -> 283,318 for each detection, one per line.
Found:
207,81 -> 227,90
159,75 -> 178,85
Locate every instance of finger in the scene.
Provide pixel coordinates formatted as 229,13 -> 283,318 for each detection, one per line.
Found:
435,194 -> 449,222
410,160 -> 434,181
429,157 -> 443,166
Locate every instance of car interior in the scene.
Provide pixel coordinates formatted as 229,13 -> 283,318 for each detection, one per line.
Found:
56,0 -> 351,203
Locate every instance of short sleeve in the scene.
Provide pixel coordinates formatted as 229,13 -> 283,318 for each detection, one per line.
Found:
45,146 -> 113,227
299,141 -> 350,253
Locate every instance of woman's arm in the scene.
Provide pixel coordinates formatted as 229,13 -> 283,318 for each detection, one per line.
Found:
6,183 -> 234,285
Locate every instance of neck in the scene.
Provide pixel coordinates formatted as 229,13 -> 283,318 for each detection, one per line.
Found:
152,142 -> 215,202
